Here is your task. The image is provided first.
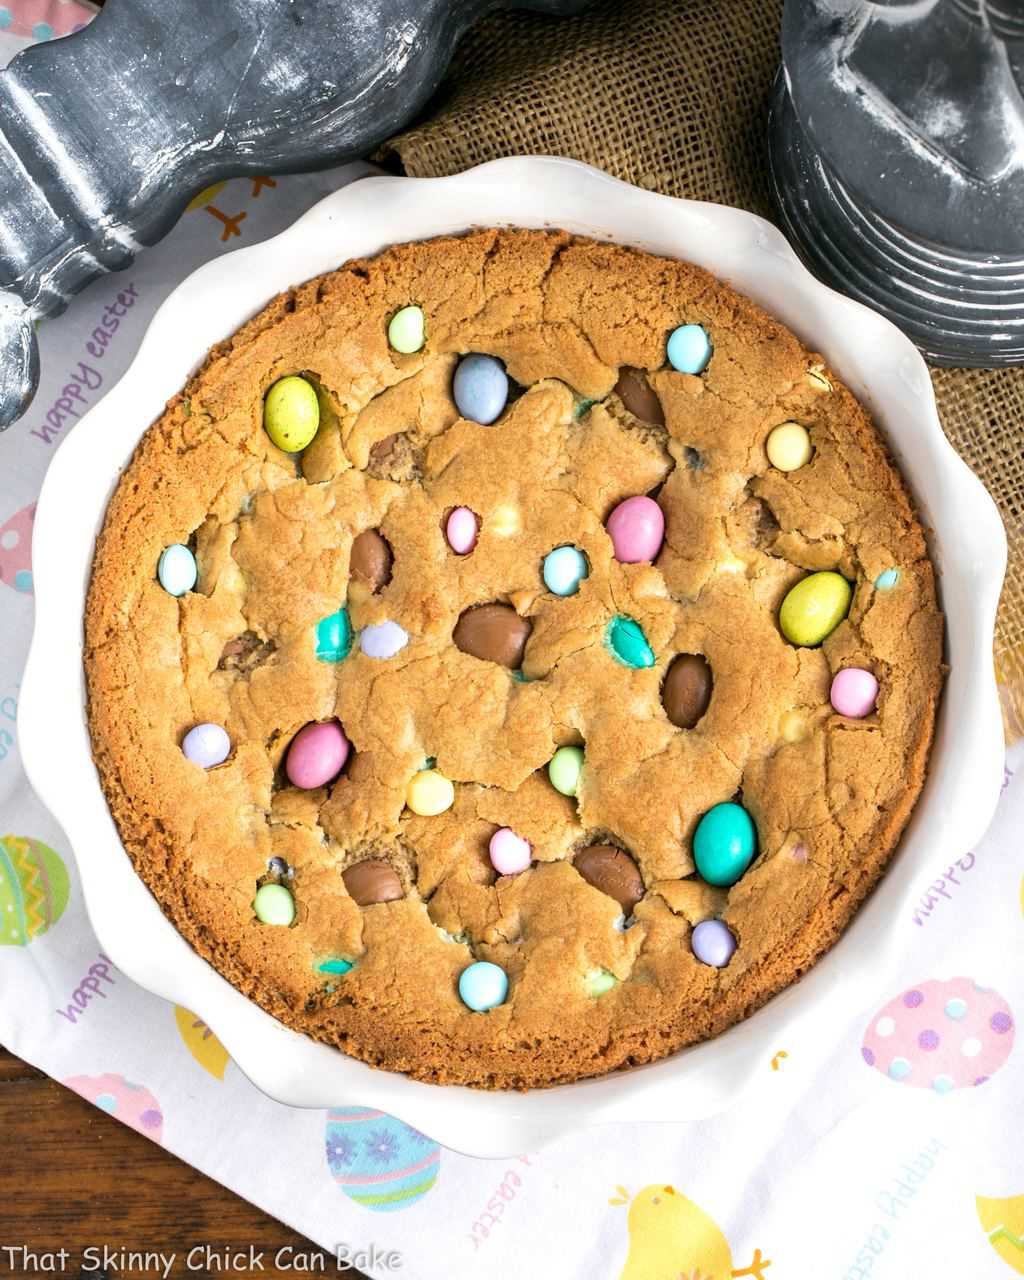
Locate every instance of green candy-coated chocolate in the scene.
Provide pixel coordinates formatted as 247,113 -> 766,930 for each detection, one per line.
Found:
263,375 -> 320,452
779,571 -> 852,647
584,968 -> 617,996
548,745 -> 584,797
388,305 -> 425,354
607,616 -> 655,668
253,883 -> 295,926
315,608 -> 353,662
693,802 -> 757,887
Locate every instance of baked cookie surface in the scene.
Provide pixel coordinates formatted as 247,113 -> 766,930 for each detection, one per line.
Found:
85,230 -> 943,1089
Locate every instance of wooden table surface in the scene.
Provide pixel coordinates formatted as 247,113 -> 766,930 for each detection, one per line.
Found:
0,1046 -> 370,1280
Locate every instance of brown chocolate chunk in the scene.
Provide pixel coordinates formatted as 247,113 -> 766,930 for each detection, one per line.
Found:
574,845 -> 645,915
350,529 -> 393,593
342,859 -> 403,906
453,603 -> 532,669
662,653 -> 713,729
614,367 -> 665,427
217,630 -> 276,674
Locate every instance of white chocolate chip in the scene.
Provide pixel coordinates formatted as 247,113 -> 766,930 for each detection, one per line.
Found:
490,503 -> 520,537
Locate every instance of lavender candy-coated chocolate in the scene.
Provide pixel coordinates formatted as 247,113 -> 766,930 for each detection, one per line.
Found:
182,722 -> 231,769
0,0 -> 594,429
360,620 -> 409,659
691,918 -> 736,968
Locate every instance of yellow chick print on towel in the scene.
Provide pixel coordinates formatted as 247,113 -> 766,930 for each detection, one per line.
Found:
977,1194 -> 1024,1274
610,1184 -> 770,1280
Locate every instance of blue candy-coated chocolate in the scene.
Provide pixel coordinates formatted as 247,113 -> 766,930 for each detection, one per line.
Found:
458,960 -> 509,1012
453,353 -> 508,425
542,545 -> 589,597
693,801 -> 757,886
666,324 -> 712,375
874,568 -> 900,590
607,616 -> 655,668
315,607 -> 353,662
691,918 -> 737,967
158,543 -> 197,596
318,958 -> 354,975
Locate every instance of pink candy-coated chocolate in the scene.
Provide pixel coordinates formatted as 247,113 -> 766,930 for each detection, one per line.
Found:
830,667 -> 879,718
488,827 -> 532,875
606,495 -> 664,563
286,720 -> 350,789
446,507 -> 479,555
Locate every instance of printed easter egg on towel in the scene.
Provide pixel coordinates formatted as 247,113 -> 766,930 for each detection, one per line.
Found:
325,1108 -> 440,1211
64,1073 -> 165,1142
0,502 -> 35,595
0,835 -> 69,946
174,1005 -> 230,1080
862,977 -> 1014,1093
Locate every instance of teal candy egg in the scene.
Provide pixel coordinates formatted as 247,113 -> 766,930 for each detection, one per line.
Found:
693,802 -> 757,886
325,1108 -> 440,1212
316,608 -> 352,662
542,545 -> 589,597
607,616 -> 655,668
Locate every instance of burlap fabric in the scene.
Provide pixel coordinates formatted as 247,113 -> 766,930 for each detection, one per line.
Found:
382,0 -> 1024,738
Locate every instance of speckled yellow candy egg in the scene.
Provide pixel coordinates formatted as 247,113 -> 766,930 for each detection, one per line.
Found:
263,375 -> 320,452
779,571 -> 852,647
0,835 -> 69,946
406,768 -> 455,816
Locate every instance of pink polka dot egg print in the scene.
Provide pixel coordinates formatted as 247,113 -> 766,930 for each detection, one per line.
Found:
862,978 -> 1014,1094
63,1072 -> 165,1142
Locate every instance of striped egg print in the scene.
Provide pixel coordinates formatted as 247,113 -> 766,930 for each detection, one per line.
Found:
325,1107 -> 440,1212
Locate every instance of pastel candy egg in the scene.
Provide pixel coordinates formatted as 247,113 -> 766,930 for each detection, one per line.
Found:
315,608 -> 352,662
388,305 -> 425,354
779,571 -> 852,646
406,768 -> 455,816
446,506 -> 479,555
64,1073 -> 164,1142
875,568 -> 900,590
585,968 -> 617,996
766,421 -> 813,472
542,545 -> 589,596
263,375 -> 320,452
489,827 -> 532,875
693,802 -> 757,886
253,883 -> 295,926
548,745 -> 584,797
453,354 -> 508,425
607,616 -> 655,668
286,720 -> 350,789
606,495 -> 665,563
667,323 -> 712,374
691,918 -> 736,967
0,836 -> 70,947
360,620 -> 409,659
157,543 -> 197,597
325,1108 -> 440,1211
830,667 -> 879,718
182,722 -> 231,769
861,977 -> 1015,1092
458,960 -> 509,1011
